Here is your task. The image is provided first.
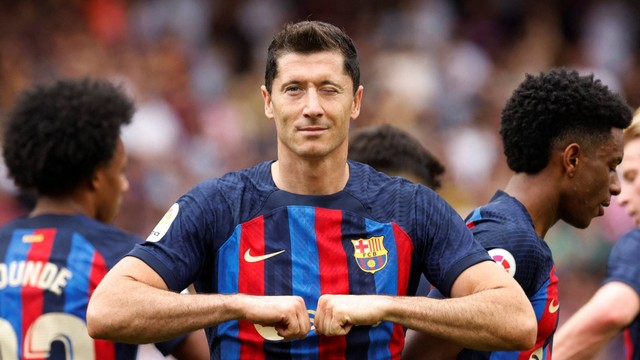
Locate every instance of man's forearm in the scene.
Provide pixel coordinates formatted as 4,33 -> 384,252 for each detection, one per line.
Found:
87,277 -> 238,343
388,288 -> 536,351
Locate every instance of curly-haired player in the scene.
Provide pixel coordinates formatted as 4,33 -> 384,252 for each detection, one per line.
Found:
0,78 -> 207,359
404,68 -> 632,359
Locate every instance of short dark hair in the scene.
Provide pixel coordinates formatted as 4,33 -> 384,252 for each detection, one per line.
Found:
349,124 -> 445,190
264,20 -> 360,94
2,78 -> 134,196
500,69 -> 632,174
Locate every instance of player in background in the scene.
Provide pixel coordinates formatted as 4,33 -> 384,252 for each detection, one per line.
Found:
403,69 -> 632,359
0,78 -> 208,359
87,20 -> 536,359
553,108 -> 640,360
348,123 -> 445,190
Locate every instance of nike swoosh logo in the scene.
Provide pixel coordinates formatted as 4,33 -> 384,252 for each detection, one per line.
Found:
244,249 -> 286,263
549,299 -> 559,313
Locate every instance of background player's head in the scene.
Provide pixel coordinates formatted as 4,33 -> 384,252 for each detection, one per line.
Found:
264,20 -> 360,95
501,68 -> 631,174
2,78 -> 134,223
618,108 -> 640,225
349,124 -> 445,190
500,68 -> 632,228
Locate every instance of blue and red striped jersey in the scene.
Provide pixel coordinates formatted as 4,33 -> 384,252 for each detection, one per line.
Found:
603,228 -> 640,360
458,190 -> 558,360
130,160 -> 491,359
0,214 -> 182,359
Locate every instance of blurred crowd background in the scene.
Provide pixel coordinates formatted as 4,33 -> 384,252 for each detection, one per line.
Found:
1,0 -> 639,358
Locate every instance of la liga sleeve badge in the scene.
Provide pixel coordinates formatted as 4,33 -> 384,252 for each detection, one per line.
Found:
488,248 -> 516,277
146,203 -> 179,243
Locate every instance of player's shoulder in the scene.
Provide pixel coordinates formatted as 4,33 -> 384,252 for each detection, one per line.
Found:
187,161 -> 275,198
611,228 -> 640,254
616,228 -> 640,244
347,160 -> 433,196
1,214 -> 133,239
467,191 -> 547,255
63,215 -> 142,251
0,214 -> 141,260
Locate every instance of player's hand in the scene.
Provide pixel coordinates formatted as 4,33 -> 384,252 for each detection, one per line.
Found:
314,294 -> 389,336
241,295 -> 311,341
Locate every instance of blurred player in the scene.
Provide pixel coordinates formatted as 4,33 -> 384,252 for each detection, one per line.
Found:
349,123 -> 445,190
553,108 -> 640,360
0,78 -> 207,359
403,69 -> 632,359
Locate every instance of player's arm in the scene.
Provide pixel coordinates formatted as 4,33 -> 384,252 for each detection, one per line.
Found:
165,285 -> 210,360
553,281 -> 640,360
86,256 -> 311,343
315,260 -> 537,351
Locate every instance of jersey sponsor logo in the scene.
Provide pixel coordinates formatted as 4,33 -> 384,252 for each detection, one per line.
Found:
488,248 -> 516,277
243,249 -> 285,263
351,236 -> 388,274
548,298 -> 559,313
147,203 -> 179,242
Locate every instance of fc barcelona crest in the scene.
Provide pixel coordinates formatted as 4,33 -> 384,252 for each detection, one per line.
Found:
351,236 -> 388,274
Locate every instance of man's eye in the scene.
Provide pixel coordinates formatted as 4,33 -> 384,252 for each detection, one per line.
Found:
320,87 -> 339,94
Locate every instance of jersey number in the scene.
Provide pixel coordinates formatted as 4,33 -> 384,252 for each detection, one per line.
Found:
0,313 -> 95,359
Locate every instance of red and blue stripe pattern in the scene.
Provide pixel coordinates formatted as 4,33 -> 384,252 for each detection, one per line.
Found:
215,205 -> 412,359
511,265 -> 558,360
1,227 -> 114,359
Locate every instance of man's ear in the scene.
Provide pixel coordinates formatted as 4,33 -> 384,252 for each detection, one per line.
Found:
563,143 -> 581,178
89,167 -> 104,191
261,85 -> 274,119
350,85 -> 364,120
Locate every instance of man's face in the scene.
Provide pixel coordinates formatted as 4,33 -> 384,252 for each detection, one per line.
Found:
261,51 -> 363,160
618,137 -> 640,225
95,139 -> 129,223
560,128 -> 623,228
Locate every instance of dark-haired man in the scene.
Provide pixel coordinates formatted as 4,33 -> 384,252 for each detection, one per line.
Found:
404,68 -> 632,359
0,78 -> 207,359
88,21 -> 536,359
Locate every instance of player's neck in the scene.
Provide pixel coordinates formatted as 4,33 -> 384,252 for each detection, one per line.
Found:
504,174 -> 560,239
30,195 -> 91,218
271,157 -> 349,195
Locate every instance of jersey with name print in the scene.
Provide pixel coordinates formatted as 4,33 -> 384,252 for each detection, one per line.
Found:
129,160 -> 492,360
456,190 -> 558,360
603,228 -> 640,360
0,214 -> 181,359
